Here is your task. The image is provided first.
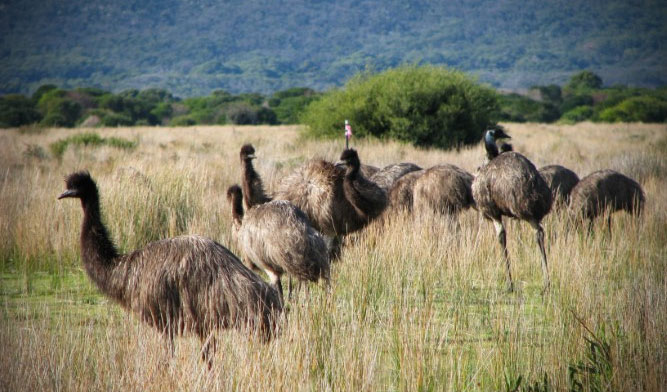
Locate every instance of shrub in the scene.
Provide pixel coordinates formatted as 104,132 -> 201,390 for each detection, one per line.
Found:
598,96 -> 667,123
497,93 -> 561,123
560,106 -> 594,124
300,65 -> 498,149
49,132 -> 137,159
565,70 -> 603,92
560,94 -> 594,113
37,90 -> 82,127
0,94 -> 42,127
169,115 -> 197,126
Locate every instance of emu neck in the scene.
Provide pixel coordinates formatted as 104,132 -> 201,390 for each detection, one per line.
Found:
484,132 -> 499,160
230,194 -> 244,227
241,158 -> 269,209
79,196 -> 122,298
343,167 -> 381,219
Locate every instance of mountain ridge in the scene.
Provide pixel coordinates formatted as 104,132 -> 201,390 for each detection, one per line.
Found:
1,0 -> 665,97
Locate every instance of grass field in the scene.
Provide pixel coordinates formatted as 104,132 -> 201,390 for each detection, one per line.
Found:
1,123 -> 665,391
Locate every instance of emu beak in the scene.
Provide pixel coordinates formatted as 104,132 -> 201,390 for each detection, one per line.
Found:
248,153 -> 256,160
57,189 -> 76,199
334,160 -> 346,169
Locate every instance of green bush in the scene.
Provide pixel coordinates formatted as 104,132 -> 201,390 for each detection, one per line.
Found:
269,87 -> 320,124
300,65 -> 498,149
598,96 -> 667,123
37,89 -> 82,127
0,94 -> 42,127
565,70 -> 603,92
560,94 -> 594,113
560,106 -> 594,124
497,93 -> 560,123
169,115 -> 197,126
49,132 -> 137,159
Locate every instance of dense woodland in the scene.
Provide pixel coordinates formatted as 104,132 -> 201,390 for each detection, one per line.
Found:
1,0 -> 666,96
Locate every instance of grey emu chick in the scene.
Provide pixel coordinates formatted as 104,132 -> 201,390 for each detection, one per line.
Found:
539,165 -> 580,205
226,185 -> 330,304
58,171 -> 282,367
472,128 -> 553,292
569,169 -> 644,231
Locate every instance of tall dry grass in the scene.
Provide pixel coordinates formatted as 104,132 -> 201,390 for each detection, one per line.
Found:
0,122 -> 665,391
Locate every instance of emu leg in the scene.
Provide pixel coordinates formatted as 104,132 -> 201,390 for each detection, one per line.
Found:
606,215 -> 612,235
329,236 -> 342,261
266,270 -> 284,306
530,220 -> 550,294
288,276 -> 293,300
493,219 -> 513,292
200,333 -> 217,370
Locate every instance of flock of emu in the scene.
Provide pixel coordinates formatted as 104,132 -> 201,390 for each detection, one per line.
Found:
58,126 -> 645,366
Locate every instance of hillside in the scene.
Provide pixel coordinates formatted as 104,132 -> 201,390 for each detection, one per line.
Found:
1,0 -> 666,96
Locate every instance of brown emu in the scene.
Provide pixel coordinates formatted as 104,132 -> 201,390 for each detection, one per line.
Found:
226,185 -> 330,304
274,150 -> 387,237
539,165 -> 580,205
568,169 -> 644,230
360,163 -> 380,178
240,144 -> 272,209
412,164 -> 476,216
370,162 -> 423,191
471,128 -> 553,292
388,169 -> 425,212
58,171 -> 282,366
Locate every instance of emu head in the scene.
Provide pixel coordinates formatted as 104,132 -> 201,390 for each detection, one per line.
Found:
335,149 -> 361,172
226,184 -> 243,204
486,126 -> 511,143
240,144 -> 256,161
58,171 -> 97,200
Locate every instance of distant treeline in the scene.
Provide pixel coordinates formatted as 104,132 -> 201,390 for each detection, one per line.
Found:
0,86 -> 320,128
1,70 -> 666,131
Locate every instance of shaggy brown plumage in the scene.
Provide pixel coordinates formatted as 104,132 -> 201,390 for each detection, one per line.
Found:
472,128 -> 553,292
58,171 -> 282,366
569,169 -> 644,229
370,162 -> 422,191
360,163 -> 380,178
273,151 -> 387,237
412,164 -> 476,215
388,169 -> 425,212
336,149 -> 388,223
539,164 -> 580,205
240,144 -> 272,209
227,185 -> 329,303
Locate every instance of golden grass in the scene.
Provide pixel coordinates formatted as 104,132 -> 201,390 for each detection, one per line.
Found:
1,122 -> 665,391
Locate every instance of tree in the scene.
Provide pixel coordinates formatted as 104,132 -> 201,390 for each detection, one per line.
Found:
565,71 -> 603,92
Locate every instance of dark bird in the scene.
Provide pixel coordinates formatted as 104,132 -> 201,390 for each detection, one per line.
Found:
412,164 -> 476,216
240,144 -> 272,209
274,150 -> 387,237
539,165 -> 580,206
370,162 -> 422,191
226,185 -> 329,304
471,127 -> 553,292
58,171 -> 282,367
568,169 -> 644,231
388,169 -> 425,212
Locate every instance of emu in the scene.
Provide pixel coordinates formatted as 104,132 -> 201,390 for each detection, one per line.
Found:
539,165 -> 580,206
226,184 -> 329,304
412,164 -> 476,216
370,162 -> 423,191
58,171 -> 282,367
274,150 -> 387,241
240,144 -> 272,209
568,169 -> 644,231
471,128 -> 553,292
388,169 -> 425,212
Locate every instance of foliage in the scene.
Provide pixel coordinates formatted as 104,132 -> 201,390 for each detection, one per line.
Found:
49,132 -> 137,159
301,65 -> 498,149
269,88 -> 321,124
565,71 -> 604,92
0,94 -> 42,127
598,96 -> 667,123
560,106 -> 594,124
496,93 -> 560,123
1,1 -> 665,96
37,89 -> 82,127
